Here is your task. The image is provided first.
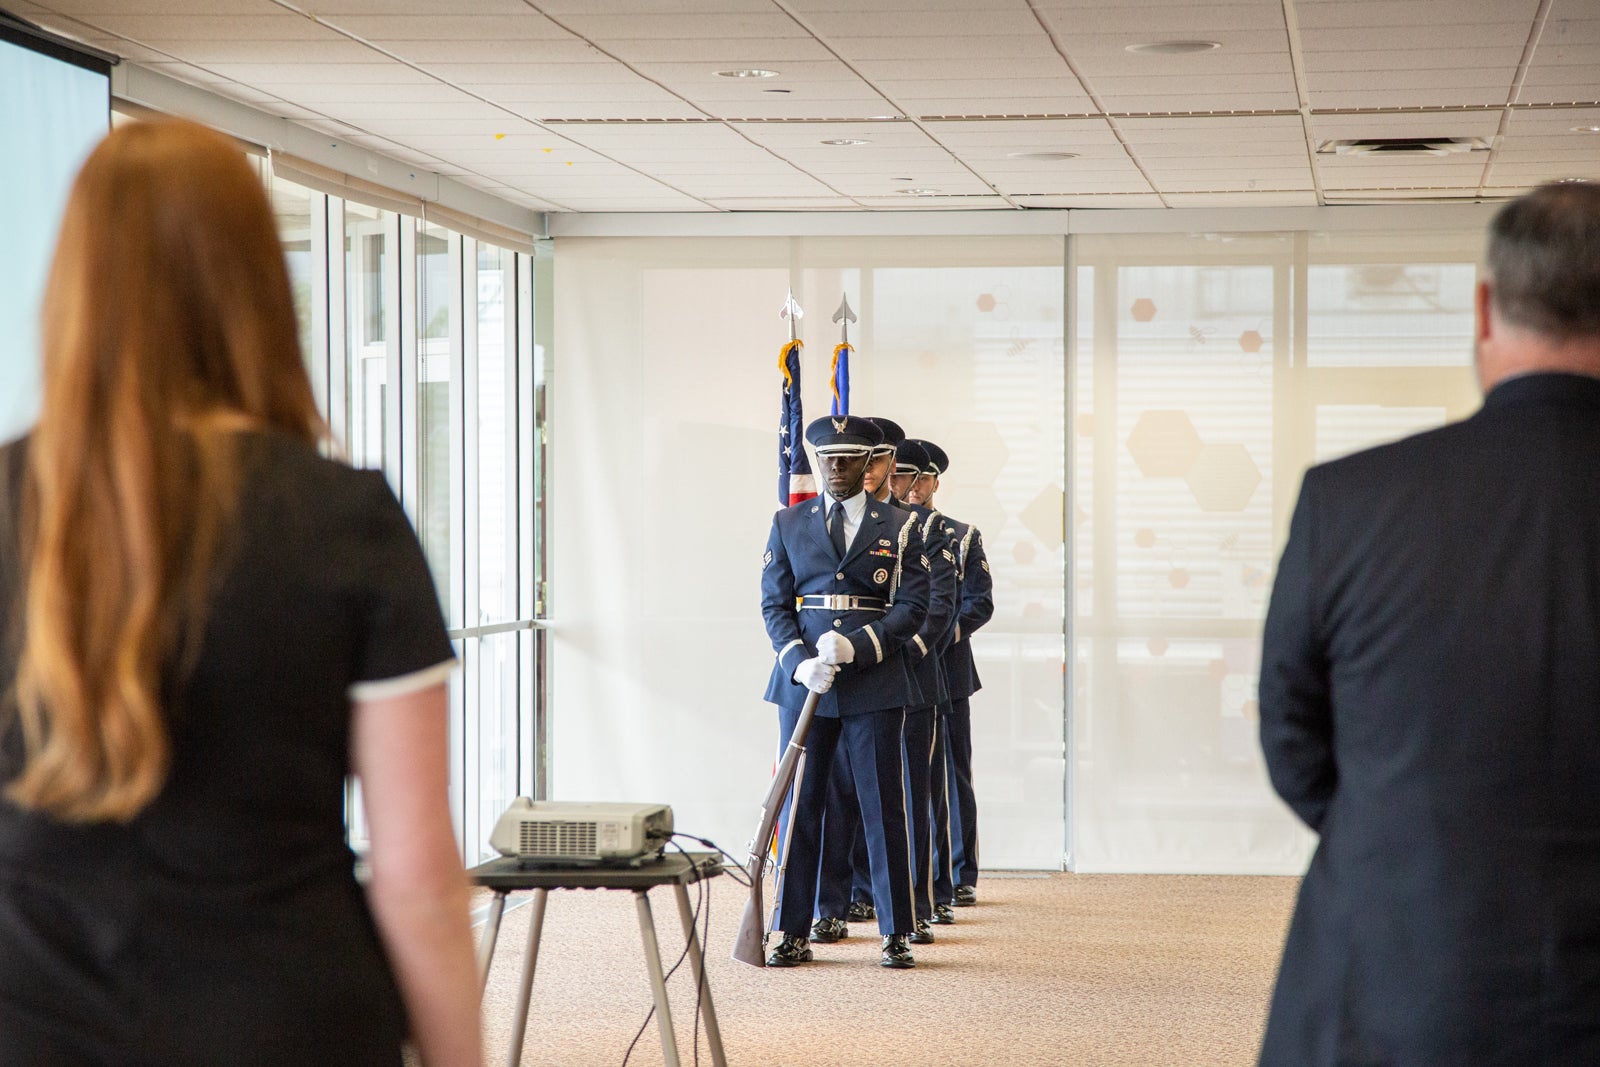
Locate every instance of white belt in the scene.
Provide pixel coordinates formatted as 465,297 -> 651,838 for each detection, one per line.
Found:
798,594 -> 887,612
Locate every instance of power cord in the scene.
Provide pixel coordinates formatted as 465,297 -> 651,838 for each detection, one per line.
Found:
670,831 -> 752,887
619,832 -> 739,1067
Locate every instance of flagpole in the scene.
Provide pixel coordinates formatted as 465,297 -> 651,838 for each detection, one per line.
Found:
777,292 -> 814,507
830,293 -> 856,417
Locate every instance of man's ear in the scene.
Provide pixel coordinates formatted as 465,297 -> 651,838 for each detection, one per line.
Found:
1475,279 -> 1494,343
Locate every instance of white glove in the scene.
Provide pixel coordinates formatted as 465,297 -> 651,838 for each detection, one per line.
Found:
794,657 -> 838,694
815,630 -> 856,666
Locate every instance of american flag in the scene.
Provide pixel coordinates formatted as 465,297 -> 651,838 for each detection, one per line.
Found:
778,339 -> 816,506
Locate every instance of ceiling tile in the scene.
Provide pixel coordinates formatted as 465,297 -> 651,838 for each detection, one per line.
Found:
553,12 -> 810,40
595,36 -> 836,64
840,35 -> 1062,61
1034,3 -> 1290,34
798,10 -> 1047,37
67,13 -> 332,39
1014,192 -> 1164,207
317,14 -> 571,41
1294,0 -> 1540,29
705,197 -> 863,210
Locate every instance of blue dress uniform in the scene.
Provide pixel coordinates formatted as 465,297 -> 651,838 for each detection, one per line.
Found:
760,417 -> 929,951
911,439 -> 995,906
815,437 -> 958,935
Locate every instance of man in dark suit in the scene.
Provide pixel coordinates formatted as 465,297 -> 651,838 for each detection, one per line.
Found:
760,415 -> 928,969
1258,181 -> 1600,1065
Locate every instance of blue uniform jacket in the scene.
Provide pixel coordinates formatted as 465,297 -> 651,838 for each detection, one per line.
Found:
939,518 -> 993,700
761,495 -> 929,717
900,500 -> 958,708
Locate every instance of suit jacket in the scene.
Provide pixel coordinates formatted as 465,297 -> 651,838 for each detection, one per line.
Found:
900,499 -> 958,708
761,494 -> 928,717
940,517 -> 993,701
1259,372 -> 1600,1066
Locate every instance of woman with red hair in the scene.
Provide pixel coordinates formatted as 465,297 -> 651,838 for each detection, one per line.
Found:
0,119 -> 480,1066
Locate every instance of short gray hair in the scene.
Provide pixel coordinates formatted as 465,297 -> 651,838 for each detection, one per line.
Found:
1486,182 -> 1600,339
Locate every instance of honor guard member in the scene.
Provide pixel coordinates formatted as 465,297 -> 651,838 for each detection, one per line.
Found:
905,439 -> 994,911
812,424 -> 957,947
760,415 -> 928,969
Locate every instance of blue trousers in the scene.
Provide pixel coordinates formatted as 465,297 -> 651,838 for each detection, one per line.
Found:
945,696 -> 979,885
931,704 -> 954,905
775,705 -> 915,938
819,706 -> 936,924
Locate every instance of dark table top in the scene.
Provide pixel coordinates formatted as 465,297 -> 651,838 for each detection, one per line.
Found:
468,850 -> 723,891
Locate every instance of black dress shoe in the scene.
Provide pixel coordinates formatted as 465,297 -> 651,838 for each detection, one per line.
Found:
810,916 -> 848,943
880,933 -> 916,969
931,903 -> 956,925
846,899 -> 876,922
908,919 -> 934,945
766,934 -> 813,967
953,884 -> 977,906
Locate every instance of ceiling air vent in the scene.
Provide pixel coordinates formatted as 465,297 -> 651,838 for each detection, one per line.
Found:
1317,137 -> 1490,157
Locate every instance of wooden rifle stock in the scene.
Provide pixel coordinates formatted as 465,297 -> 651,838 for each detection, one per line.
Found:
731,690 -> 820,967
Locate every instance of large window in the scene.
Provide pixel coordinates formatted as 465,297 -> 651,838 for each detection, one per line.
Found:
263,170 -> 548,863
344,202 -> 397,477
1070,230 -> 1480,873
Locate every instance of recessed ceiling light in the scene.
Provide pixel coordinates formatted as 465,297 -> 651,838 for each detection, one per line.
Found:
896,188 -> 940,196
1571,125 -> 1600,133
821,138 -> 870,146
1007,150 -> 1080,161
715,68 -> 779,78
1125,40 -> 1222,55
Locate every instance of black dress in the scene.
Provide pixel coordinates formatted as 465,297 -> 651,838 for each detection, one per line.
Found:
0,431 -> 455,1066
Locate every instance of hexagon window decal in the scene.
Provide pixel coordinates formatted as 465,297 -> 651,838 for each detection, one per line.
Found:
1185,443 -> 1262,512
1130,297 -> 1157,322
1126,410 -> 1203,478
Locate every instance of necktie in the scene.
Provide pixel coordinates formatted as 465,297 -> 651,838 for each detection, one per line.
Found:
828,501 -> 848,560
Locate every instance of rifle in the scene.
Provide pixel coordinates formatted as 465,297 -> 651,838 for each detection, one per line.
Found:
731,690 -> 820,967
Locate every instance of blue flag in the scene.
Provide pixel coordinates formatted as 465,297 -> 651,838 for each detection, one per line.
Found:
778,340 -> 815,506
830,342 -> 851,416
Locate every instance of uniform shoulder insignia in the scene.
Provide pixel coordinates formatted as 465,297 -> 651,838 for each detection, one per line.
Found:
921,554 -> 931,569
980,559 -> 990,573
942,548 -> 956,563
763,548 -> 774,569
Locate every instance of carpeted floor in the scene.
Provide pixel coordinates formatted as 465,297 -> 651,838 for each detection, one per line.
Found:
473,868 -> 1299,1067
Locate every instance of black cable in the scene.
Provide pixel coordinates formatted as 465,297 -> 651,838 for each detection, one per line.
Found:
670,831 -> 752,887
619,840 -> 705,1067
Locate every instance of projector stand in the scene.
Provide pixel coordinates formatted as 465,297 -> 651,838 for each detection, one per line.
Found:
472,852 -> 727,1067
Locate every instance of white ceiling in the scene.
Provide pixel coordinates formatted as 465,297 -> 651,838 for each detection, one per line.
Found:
11,0 -> 1600,212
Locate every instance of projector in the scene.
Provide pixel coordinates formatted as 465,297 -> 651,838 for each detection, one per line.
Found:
488,799 -> 673,866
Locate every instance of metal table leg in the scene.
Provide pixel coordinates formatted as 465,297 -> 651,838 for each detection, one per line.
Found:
505,887 -> 549,1067
634,889 -> 682,1067
673,882 -> 727,1067
477,892 -> 507,994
